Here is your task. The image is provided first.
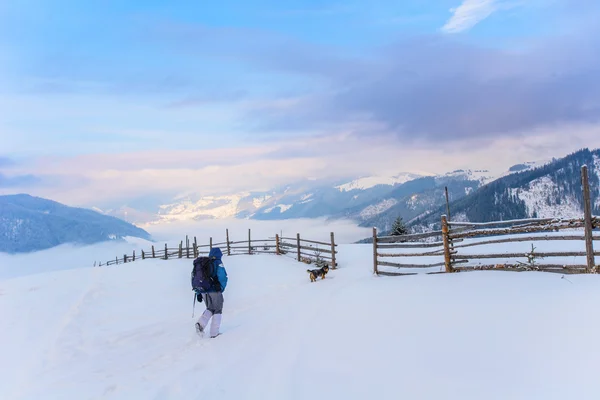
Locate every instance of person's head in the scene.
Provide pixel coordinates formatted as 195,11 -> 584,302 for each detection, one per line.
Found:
209,247 -> 223,260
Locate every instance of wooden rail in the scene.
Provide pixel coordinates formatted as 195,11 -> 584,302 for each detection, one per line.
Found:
373,165 -> 598,276
98,229 -> 338,269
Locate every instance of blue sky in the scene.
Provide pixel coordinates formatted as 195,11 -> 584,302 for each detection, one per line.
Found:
1,0 -> 600,206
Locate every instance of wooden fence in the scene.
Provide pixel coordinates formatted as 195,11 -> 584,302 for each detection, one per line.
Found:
98,229 -> 338,268
373,165 -> 599,276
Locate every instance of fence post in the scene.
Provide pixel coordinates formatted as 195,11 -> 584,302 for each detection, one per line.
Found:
142,250 -> 145,260
186,235 -> 190,258
210,237 -> 213,250
116,256 -> 118,265
445,186 -> 451,222
124,254 -> 127,263
133,250 -> 136,262
164,243 -> 168,260
373,227 -> 378,275
275,234 -> 280,255
581,165 -> 596,273
248,229 -> 252,255
441,215 -> 453,273
194,237 -> 198,258
179,241 -> 183,258
330,232 -> 337,269
152,245 -> 155,258
226,229 -> 231,256
296,233 -> 301,262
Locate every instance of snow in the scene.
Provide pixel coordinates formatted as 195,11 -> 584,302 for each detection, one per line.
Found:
335,172 -> 422,192
155,193 -> 250,222
439,169 -> 497,185
2,240 -> 600,399
263,204 -> 293,214
252,195 -> 272,209
359,198 -> 398,219
511,176 -> 582,219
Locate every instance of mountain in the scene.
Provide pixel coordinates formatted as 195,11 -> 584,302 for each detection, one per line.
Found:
111,169 -> 495,227
143,174 -> 426,224
339,170 -> 486,232
407,148 -> 600,233
334,172 -> 426,192
0,194 -> 151,253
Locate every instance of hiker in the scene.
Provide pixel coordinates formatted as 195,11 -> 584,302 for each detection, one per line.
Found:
192,247 -> 228,338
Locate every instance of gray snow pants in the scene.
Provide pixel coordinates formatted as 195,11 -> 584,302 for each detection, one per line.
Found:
202,292 -> 224,315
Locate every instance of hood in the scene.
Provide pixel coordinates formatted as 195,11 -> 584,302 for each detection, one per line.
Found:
209,247 -> 223,259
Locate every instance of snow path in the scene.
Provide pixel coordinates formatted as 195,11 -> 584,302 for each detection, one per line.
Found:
2,244 -> 600,399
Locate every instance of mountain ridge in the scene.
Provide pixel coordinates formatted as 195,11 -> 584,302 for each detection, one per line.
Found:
0,194 -> 151,253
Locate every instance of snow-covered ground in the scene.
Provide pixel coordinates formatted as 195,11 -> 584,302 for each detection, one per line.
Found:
2,240 -> 600,400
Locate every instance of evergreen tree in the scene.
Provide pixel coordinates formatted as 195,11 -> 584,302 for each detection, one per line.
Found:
391,216 -> 408,236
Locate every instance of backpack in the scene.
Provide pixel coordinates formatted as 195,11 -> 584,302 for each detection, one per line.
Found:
191,256 -> 221,294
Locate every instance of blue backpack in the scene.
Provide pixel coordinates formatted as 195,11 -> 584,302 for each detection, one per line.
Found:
191,256 -> 221,294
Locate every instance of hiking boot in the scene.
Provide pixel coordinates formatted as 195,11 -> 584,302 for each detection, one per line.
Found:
195,322 -> 204,336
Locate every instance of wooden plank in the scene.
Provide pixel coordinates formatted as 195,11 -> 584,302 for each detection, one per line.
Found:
299,251 -> 333,260
377,241 -> 448,249
455,264 -> 588,271
377,249 -> 445,257
452,235 -> 588,250
453,251 -> 594,260
450,222 -> 586,240
377,260 -> 446,269
296,244 -> 334,254
448,218 -> 558,228
279,237 -> 335,247
377,230 -> 443,243
377,271 -> 419,276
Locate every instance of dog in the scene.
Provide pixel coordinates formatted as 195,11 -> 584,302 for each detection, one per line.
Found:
307,265 -> 329,282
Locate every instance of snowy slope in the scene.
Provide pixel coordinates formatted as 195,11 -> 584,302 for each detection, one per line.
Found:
511,176 -> 582,219
156,193 -> 251,222
2,243 -> 600,399
335,172 -> 424,192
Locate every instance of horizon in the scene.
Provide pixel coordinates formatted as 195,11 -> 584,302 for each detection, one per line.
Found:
2,1 -> 600,208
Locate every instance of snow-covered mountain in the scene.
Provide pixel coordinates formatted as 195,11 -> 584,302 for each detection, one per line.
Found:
98,150 -> 594,231
408,148 -> 600,233
142,174 -> 425,224
335,172 -> 425,192
0,194 -> 151,253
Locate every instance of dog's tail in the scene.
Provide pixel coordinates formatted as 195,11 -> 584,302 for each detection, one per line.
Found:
307,269 -> 312,273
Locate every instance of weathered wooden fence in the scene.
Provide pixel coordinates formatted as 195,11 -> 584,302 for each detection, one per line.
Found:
374,165 -> 599,276
98,229 -> 337,268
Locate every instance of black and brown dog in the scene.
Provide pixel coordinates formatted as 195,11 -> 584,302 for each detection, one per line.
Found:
307,265 -> 329,282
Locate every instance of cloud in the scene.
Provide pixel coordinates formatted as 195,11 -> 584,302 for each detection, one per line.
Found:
0,173 -> 41,188
239,32 -> 600,144
442,0 -> 500,33
0,157 -> 15,168
8,122 -> 600,208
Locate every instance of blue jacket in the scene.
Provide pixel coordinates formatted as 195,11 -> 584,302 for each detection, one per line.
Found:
209,247 -> 228,292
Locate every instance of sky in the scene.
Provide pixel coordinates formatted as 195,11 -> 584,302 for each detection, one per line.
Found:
1,0 -> 600,208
